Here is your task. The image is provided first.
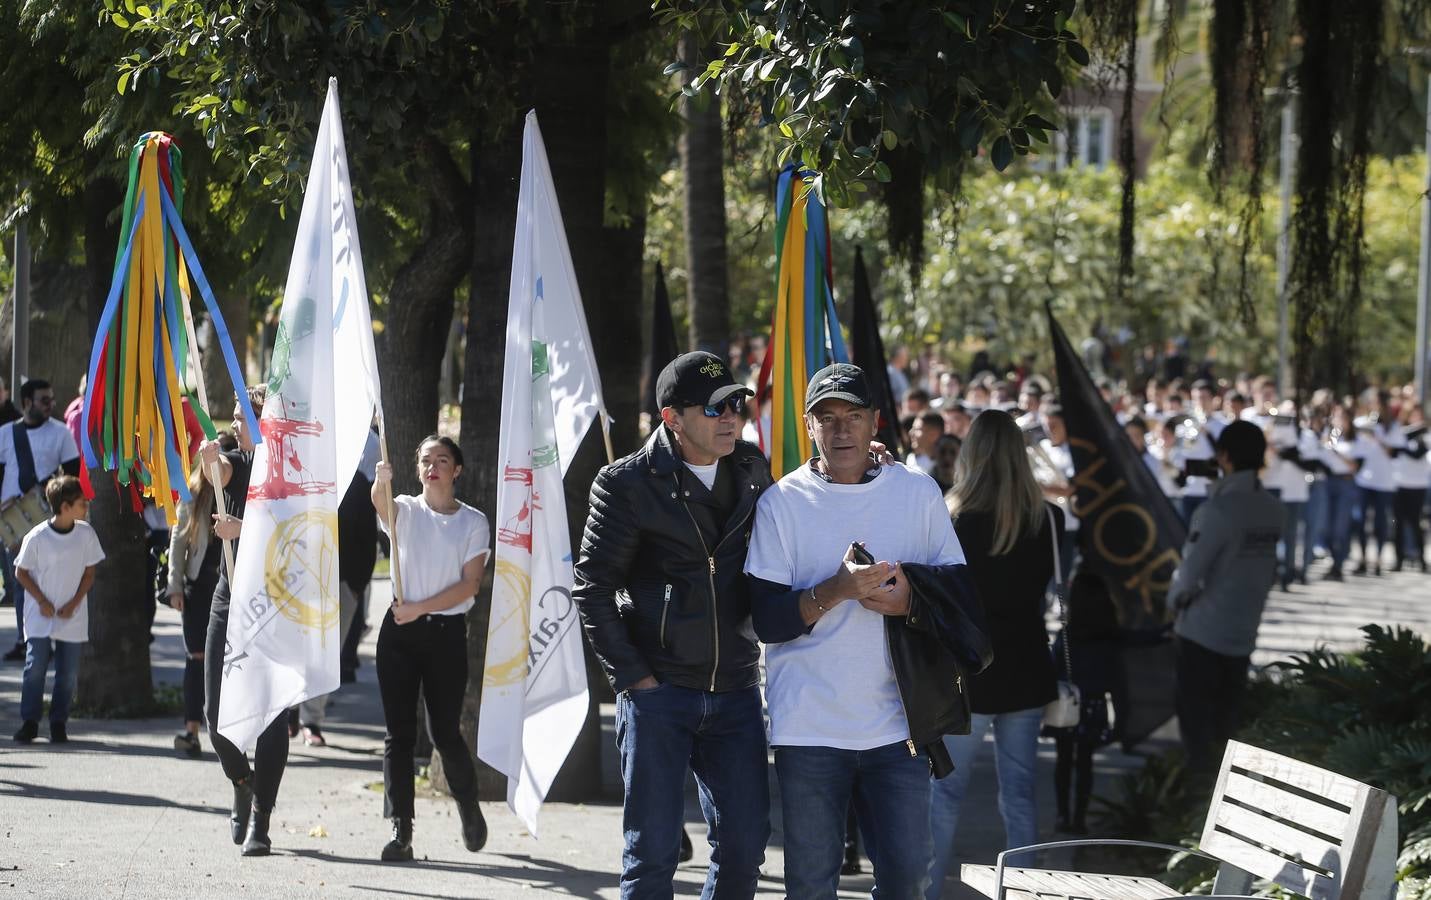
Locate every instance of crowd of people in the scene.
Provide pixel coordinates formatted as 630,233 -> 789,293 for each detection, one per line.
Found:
3,333 -> 1427,897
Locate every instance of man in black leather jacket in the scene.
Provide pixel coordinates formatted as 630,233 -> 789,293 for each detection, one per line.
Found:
573,351 -> 771,900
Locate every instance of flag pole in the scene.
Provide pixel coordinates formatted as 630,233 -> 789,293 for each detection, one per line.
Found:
599,411 -> 615,465
376,415 -> 404,605
179,302 -> 236,578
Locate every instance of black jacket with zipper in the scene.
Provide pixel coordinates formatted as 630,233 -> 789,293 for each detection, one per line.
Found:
573,425 -> 772,694
888,562 -> 991,778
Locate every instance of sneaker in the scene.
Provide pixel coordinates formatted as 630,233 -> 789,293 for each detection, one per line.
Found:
49,722 -> 68,743
174,731 -> 203,758
1323,568 -> 1344,582
301,725 -> 326,748
12,721 -> 38,742
2,644 -> 24,663
1353,562 -> 1368,575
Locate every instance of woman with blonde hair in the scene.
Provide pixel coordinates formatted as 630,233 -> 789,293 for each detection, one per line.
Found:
927,409 -> 1062,899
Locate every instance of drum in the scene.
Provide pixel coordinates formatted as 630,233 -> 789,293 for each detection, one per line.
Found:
0,486 -> 50,553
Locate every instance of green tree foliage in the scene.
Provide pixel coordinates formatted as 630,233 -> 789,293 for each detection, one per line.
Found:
659,0 -> 1088,266
649,149 -> 1421,384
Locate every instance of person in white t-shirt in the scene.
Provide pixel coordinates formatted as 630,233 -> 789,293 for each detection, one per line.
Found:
0,379 -> 82,662
745,363 -> 965,899
371,435 -> 490,863
11,476 -> 105,743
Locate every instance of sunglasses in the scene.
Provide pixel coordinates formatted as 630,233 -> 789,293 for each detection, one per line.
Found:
687,395 -> 747,418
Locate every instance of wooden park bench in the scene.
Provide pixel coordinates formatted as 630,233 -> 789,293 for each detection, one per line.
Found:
961,740 -> 1398,900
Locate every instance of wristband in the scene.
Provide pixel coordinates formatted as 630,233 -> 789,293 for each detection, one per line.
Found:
810,585 -> 827,612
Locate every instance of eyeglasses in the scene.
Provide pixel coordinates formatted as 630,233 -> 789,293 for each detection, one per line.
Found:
688,396 -> 747,418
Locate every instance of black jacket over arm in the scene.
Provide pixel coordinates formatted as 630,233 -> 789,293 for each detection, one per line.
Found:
893,561 -> 990,778
573,425 -> 771,694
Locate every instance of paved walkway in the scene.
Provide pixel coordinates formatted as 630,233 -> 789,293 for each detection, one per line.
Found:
1,552 -> 1427,898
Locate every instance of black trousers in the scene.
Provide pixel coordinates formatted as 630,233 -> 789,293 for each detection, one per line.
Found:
1053,733 -> 1097,825
1395,488 -> 1427,564
1175,635 -> 1250,775
205,589 -> 290,811
181,542 -> 221,724
376,609 -> 478,818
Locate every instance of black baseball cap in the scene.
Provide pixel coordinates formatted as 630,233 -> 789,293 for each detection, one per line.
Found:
656,351 -> 752,410
805,363 -> 874,412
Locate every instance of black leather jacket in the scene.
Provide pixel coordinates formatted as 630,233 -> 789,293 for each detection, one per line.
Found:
888,562 -> 991,778
573,425 -> 772,693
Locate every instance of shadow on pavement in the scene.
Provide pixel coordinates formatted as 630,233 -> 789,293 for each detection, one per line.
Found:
0,778 -> 224,816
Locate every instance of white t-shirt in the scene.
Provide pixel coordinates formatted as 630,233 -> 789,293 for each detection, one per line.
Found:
1395,436 -> 1431,489
16,520 -> 106,642
905,453 -> 934,475
685,461 -> 719,491
0,419 -> 80,502
1039,439 -> 1080,531
382,495 -> 490,615
745,463 -> 965,751
1179,416 -> 1223,499
1352,425 -> 1401,493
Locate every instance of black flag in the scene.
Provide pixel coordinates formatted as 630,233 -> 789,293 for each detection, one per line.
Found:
849,247 -> 906,457
643,261 -> 680,421
1049,304 -> 1185,749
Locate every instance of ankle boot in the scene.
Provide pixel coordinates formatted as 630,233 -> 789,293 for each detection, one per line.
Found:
241,804 -> 272,856
381,818 -> 414,862
457,799 -> 487,852
229,778 -> 253,845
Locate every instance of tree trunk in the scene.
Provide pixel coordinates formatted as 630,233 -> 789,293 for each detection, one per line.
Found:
78,172 -> 154,714
448,105 -> 526,799
680,33 -> 730,359
375,138 -> 472,499
443,3 -> 615,803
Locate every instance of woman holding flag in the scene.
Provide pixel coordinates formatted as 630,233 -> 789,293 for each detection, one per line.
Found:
370,434 -> 490,863
198,385 -> 292,858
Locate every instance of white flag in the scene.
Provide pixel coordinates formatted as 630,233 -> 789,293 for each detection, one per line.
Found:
477,111 -> 602,835
218,79 -> 382,751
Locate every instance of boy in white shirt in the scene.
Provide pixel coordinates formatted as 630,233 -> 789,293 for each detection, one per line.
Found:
12,476 -> 105,743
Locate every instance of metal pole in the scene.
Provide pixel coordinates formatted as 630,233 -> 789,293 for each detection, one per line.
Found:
1416,72 -> 1431,409
13,218 -> 29,392
1276,100 -> 1295,399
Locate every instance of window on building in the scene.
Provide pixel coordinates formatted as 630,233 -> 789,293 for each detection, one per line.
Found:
1034,107 -> 1115,171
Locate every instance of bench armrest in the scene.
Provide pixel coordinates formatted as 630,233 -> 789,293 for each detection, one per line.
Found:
991,840 -> 1220,900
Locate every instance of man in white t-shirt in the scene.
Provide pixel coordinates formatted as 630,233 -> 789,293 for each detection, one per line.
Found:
745,363 -> 965,899
0,379 -> 81,662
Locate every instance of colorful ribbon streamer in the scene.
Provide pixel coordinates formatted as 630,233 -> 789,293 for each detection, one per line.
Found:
755,165 -> 849,478
80,132 -> 259,523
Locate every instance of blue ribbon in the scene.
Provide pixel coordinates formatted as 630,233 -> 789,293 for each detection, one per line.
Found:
158,184 -> 262,444
81,198 -> 145,470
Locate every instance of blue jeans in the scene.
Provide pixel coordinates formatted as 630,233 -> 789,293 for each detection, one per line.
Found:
1279,500 -> 1307,586
1180,495 -> 1207,525
927,708 -> 1043,899
1306,479 -> 1329,556
1324,477 -> 1358,570
775,741 -> 933,900
616,683 -> 769,900
20,637 -> 82,724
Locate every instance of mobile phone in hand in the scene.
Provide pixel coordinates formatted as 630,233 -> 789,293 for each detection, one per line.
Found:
849,541 -> 896,586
